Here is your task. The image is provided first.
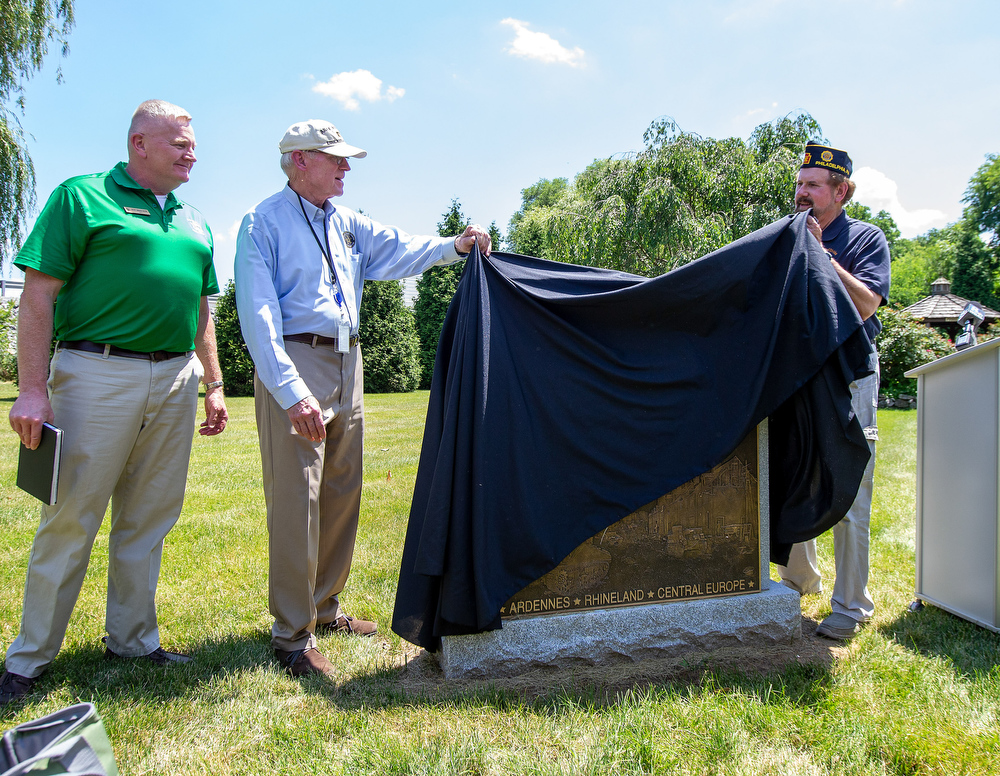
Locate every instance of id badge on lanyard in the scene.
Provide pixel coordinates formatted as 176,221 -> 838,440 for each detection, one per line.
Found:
297,194 -> 355,352
338,322 -> 350,353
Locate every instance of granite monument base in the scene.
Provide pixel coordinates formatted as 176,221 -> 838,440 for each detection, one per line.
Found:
438,420 -> 802,680
438,581 -> 801,680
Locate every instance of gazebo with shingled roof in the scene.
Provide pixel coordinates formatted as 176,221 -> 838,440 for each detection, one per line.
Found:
901,278 -> 1000,339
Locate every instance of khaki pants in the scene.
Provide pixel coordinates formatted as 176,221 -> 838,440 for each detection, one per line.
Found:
777,366 -> 880,622
255,342 -> 364,652
5,348 -> 199,677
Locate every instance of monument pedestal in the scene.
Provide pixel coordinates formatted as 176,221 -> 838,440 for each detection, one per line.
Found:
438,420 -> 803,679
439,583 -> 800,679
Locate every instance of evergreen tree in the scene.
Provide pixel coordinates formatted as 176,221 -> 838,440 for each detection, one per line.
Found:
413,199 -> 469,388
358,279 -> 420,392
950,221 -> 999,310
488,220 -> 503,254
963,153 -> 1000,249
212,280 -> 255,397
1,0 -> 75,267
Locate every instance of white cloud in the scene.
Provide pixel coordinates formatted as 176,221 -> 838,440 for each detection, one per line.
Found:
736,107 -> 766,122
311,70 -> 405,111
207,218 -> 241,249
852,166 -> 949,238
501,18 -> 584,67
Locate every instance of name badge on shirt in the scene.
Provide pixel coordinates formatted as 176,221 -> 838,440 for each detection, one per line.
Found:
124,206 -> 151,216
338,323 -> 351,353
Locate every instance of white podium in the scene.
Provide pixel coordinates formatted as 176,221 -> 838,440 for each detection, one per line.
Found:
906,338 -> 1000,632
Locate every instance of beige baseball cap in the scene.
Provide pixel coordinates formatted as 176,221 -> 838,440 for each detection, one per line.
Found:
278,119 -> 367,158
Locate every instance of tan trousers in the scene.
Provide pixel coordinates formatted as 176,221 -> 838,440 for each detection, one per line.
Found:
5,348 -> 199,677
255,341 -> 364,652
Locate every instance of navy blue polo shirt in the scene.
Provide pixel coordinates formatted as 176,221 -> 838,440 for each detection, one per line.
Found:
821,210 -> 891,345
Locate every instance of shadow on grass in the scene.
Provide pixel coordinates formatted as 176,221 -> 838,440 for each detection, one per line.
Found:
4,622 -> 844,719
883,601 -> 1000,676
314,619 -> 842,714
1,631 -> 278,719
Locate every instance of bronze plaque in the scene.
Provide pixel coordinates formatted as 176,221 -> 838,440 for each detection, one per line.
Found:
502,429 -> 761,619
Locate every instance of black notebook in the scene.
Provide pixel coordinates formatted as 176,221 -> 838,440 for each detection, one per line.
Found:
16,423 -> 64,505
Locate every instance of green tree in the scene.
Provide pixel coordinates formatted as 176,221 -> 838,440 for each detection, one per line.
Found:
507,177 -> 568,255
893,222 -> 1000,311
949,220 -> 999,309
212,280 -> 255,397
488,220 -> 503,254
413,199 -> 469,388
890,238 -> 943,307
1,0 -> 75,267
963,153 -> 1000,247
508,113 -> 823,275
0,296 -> 18,381
358,279 -> 420,393
845,202 -> 901,254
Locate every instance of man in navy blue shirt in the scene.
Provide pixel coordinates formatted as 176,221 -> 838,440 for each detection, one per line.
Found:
777,143 -> 891,640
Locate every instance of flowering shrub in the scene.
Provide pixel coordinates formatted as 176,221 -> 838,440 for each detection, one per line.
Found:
876,305 -> 953,397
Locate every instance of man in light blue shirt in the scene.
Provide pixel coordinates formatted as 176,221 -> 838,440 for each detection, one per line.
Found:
234,119 -> 490,678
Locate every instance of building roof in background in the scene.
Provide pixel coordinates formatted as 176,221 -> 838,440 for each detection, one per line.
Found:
902,278 -> 1000,324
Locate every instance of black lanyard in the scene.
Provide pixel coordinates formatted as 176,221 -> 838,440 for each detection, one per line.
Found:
296,194 -> 353,329
297,193 -> 335,273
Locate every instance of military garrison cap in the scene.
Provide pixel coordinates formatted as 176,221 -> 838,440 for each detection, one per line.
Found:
801,142 -> 852,177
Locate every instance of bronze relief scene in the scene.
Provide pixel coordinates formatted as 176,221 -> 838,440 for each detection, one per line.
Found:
503,430 -> 761,619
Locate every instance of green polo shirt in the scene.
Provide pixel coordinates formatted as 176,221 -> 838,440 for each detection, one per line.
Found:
15,162 -> 218,353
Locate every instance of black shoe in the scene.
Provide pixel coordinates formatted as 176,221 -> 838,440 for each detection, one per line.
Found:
139,647 -> 192,665
0,670 -> 37,706
103,638 -> 192,665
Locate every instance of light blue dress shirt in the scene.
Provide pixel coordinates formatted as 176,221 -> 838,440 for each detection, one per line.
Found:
234,185 -> 462,410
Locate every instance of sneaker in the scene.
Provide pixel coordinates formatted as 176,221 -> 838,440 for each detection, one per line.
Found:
0,670 -> 37,706
816,612 -> 864,641
316,614 -> 378,637
103,638 -> 192,664
274,646 -> 336,677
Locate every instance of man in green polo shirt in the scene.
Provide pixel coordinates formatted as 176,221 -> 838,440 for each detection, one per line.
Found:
1,100 -> 228,707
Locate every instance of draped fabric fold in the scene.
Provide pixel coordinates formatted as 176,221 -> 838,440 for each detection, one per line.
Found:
392,213 -> 873,651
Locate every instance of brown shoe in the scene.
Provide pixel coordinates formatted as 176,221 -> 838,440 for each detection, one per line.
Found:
316,614 -> 378,637
275,646 -> 336,677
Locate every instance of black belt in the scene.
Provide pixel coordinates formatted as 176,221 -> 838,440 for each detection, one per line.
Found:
58,340 -> 190,362
284,332 -> 359,348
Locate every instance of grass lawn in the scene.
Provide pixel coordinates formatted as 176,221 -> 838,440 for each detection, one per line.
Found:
1,383 -> 998,774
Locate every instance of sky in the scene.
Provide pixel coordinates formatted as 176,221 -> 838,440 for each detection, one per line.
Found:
5,0 -> 999,288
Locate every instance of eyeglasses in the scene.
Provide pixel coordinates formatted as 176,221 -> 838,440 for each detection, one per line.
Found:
304,149 -> 349,165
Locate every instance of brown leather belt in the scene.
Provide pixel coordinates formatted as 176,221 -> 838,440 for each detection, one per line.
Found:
58,340 -> 190,362
284,332 -> 359,348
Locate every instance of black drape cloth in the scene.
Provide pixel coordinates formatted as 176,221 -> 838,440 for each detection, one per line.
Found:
392,213 -> 874,651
